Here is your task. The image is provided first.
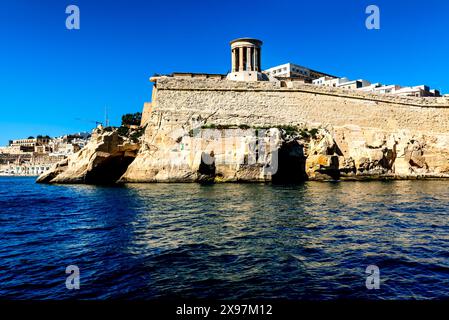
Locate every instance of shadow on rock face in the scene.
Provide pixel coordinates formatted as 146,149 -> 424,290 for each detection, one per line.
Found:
85,155 -> 136,184
272,140 -> 307,184
197,151 -> 216,184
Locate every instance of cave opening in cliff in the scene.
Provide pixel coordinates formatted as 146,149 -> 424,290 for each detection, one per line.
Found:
85,155 -> 136,184
198,151 -> 216,183
272,141 -> 307,183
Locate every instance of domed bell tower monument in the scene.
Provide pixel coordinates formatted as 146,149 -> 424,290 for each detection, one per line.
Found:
227,38 -> 264,81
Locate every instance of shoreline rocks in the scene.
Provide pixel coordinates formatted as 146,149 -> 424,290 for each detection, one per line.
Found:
37,122 -> 449,184
36,128 -> 140,184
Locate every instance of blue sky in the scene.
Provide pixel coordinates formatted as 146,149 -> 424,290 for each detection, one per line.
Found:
0,0 -> 448,145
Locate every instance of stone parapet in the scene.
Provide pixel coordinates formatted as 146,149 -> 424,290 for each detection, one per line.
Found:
153,77 -> 449,108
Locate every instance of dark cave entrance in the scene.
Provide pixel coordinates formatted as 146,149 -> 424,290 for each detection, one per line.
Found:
272,140 -> 307,183
198,151 -> 216,183
85,155 -> 136,184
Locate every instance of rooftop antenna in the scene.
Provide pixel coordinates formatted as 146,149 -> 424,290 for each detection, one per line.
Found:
105,106 -> 110,127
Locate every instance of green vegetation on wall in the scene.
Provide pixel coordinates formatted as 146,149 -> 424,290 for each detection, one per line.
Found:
186,123 -> 321,140
121,112 -> 142,127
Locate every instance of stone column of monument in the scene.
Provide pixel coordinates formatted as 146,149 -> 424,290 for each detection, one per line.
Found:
239,47 -> 244,72
247,47 -> 252,71
254,48 -> 259,71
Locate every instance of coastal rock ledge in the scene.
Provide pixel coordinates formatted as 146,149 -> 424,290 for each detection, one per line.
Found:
36,128 -> 140,184
37,77 -> 449,184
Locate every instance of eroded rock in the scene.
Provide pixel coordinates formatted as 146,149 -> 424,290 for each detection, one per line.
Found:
36,129 -> 140,184
405,140 -> 428,170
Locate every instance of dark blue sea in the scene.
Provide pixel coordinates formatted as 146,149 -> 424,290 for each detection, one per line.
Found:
1,176 -> 449,300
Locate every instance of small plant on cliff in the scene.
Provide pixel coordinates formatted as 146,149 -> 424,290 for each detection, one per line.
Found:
216,124 -> 235,130
129,125 -> 146,143
121,112 -> 142,127
298,128 -> 311,139
309,128 -> 319,139
278,125 -> 299,137
117,125 -> 130,137
201,123 -> 217,129
253,125 -> 272,131
201,124 -> 251,130
297,127 -> 320,140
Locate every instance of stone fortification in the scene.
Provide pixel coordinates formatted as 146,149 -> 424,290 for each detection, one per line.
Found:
120,77 -> 449,182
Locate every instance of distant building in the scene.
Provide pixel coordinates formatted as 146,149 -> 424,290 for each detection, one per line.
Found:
313,77 -> 349,87
0,163 -> 52,176
48,141 -> 81,157
263,63 -> 337,82
1,132 -> 90,176
9,137 -> 50,153
0,151 -> 32,166
311,73 -> 442,97
355,83 -> 383,92
312,76 -> 336,86
312,76 -> 371,90
392,85 -> 436,97
337,79 -> 371,90
356,83 -> 403,94
0,145 -> 24,154
430,89 -> 441,97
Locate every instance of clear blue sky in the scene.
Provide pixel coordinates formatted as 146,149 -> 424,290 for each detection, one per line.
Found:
1,0 -> 448,145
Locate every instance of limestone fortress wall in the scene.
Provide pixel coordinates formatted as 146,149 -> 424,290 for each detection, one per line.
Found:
143,77 -> 449,132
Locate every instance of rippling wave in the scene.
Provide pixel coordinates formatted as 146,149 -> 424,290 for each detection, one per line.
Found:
1,177 -> 449,299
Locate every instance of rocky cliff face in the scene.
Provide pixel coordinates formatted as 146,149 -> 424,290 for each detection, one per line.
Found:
119,121 -> 449,183
36,128 -> 140,184
306,126 -> 449,180
120,124 -> 286,183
